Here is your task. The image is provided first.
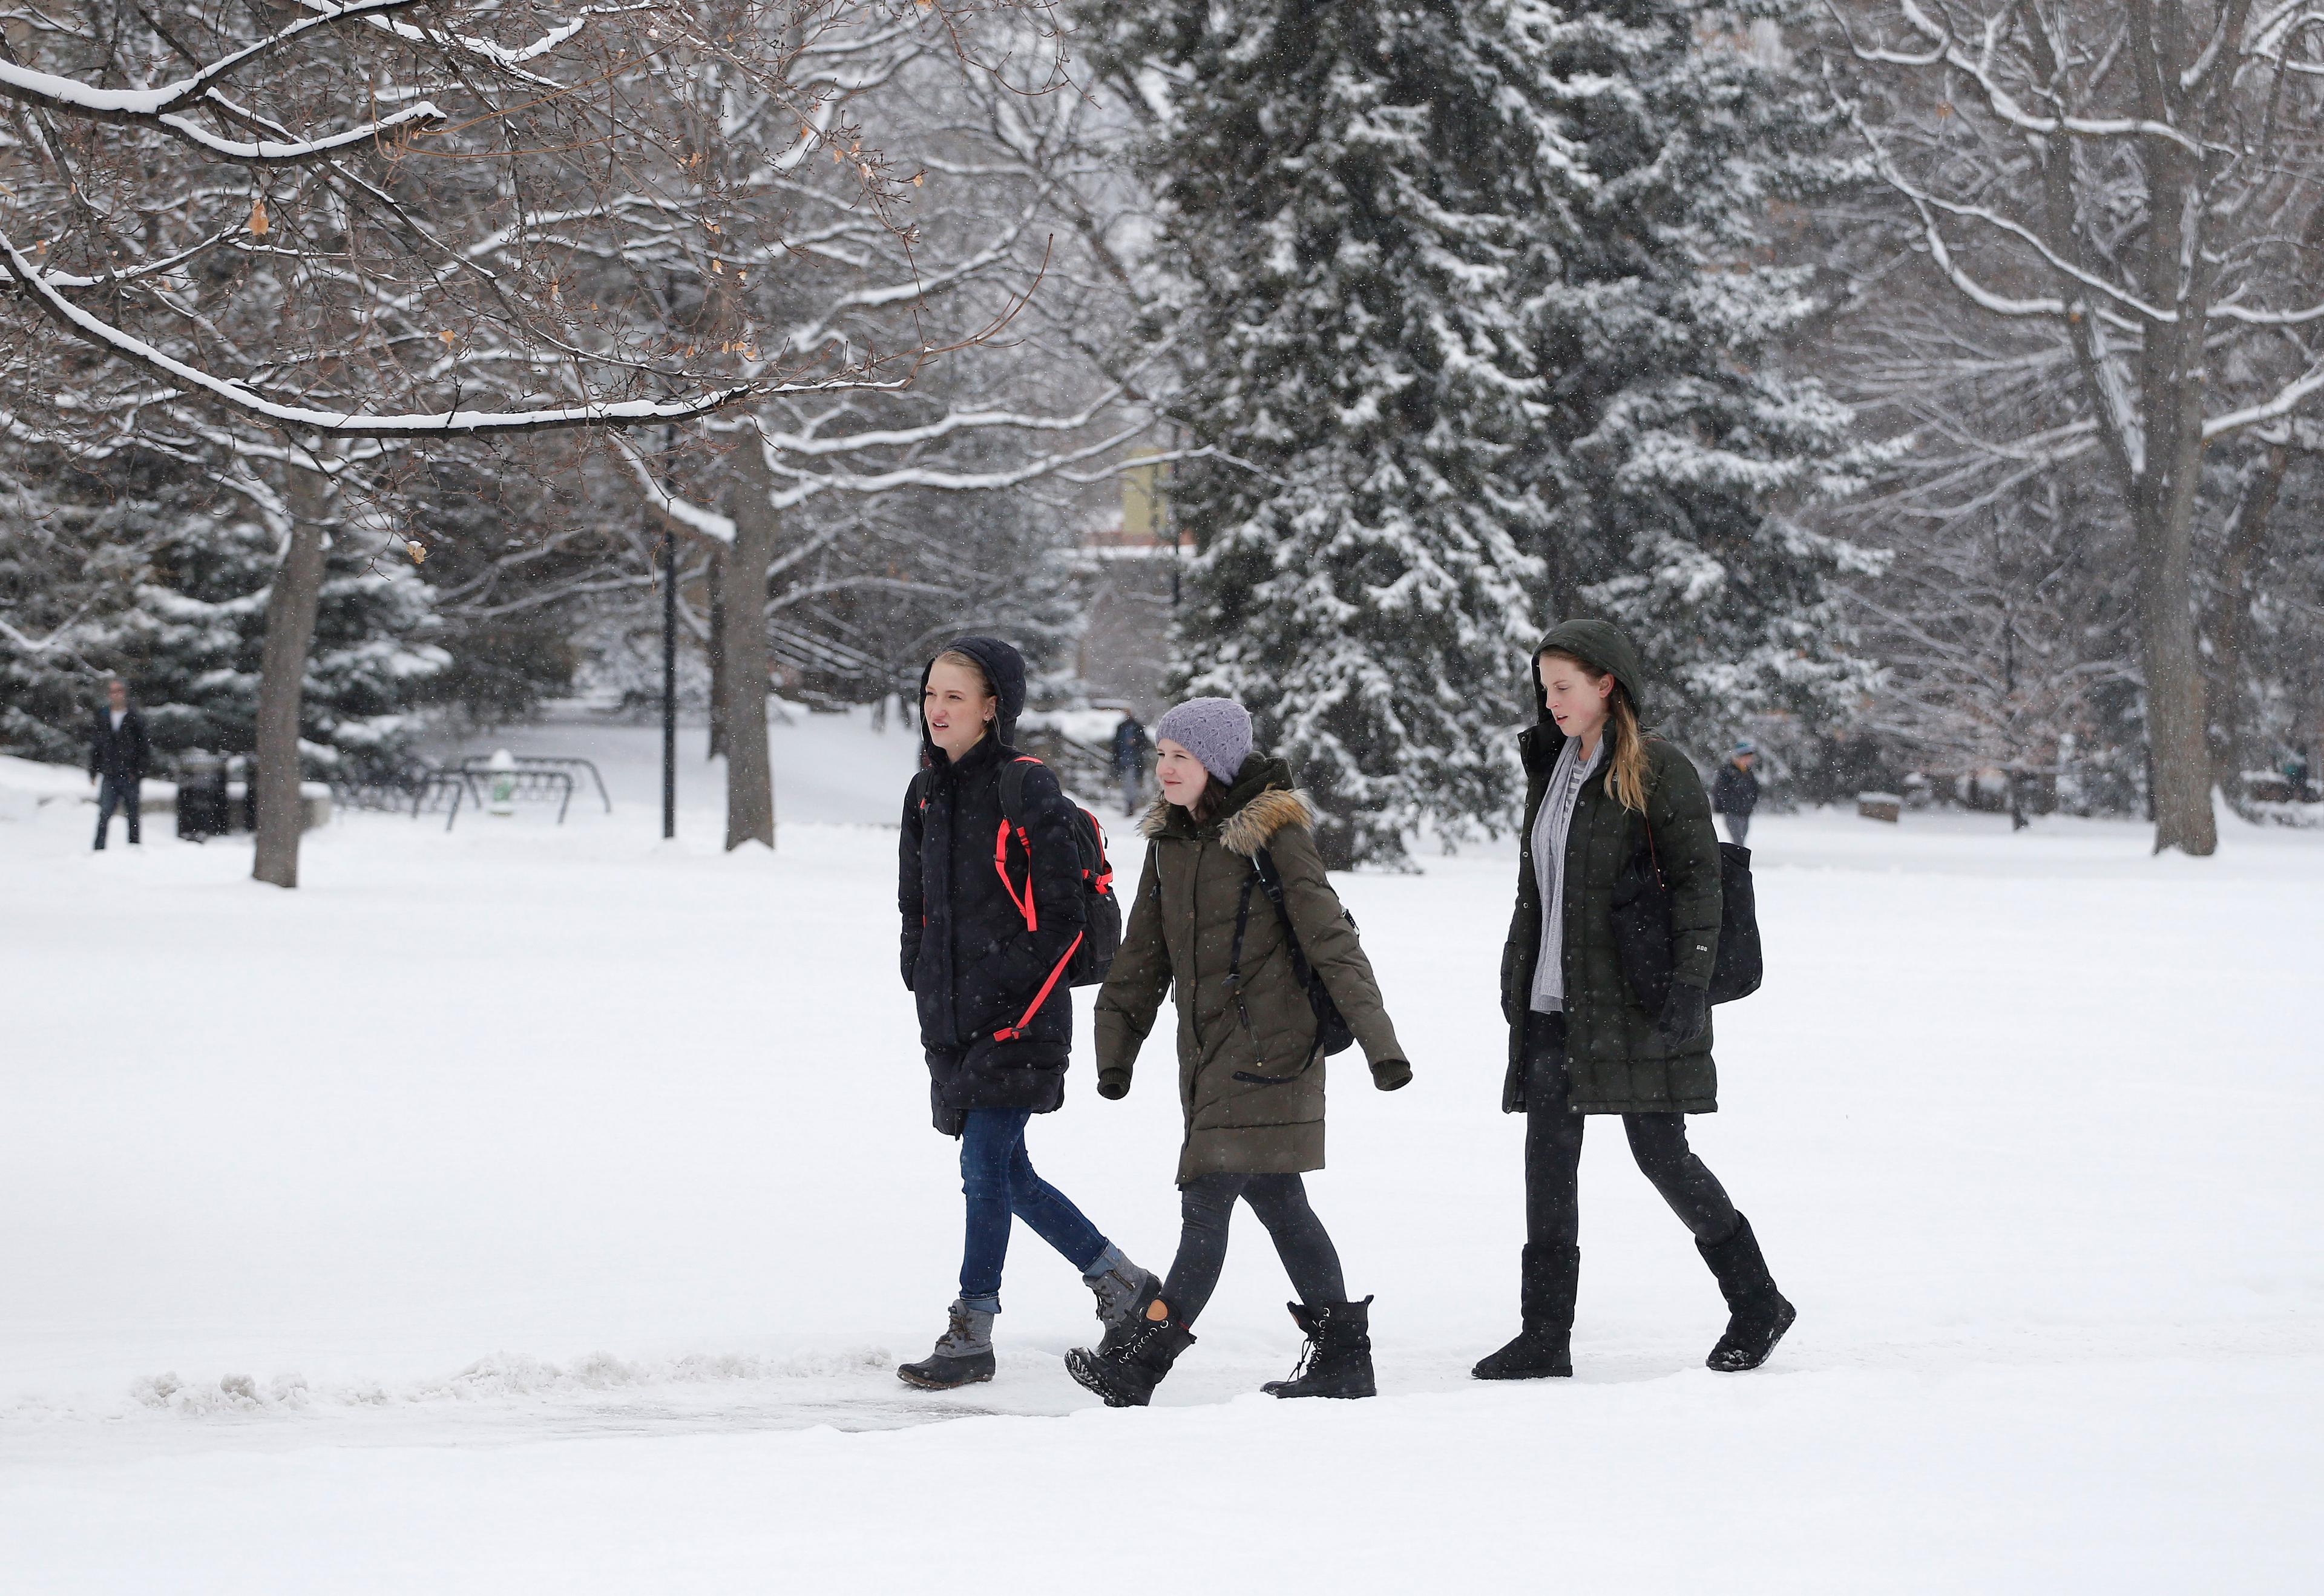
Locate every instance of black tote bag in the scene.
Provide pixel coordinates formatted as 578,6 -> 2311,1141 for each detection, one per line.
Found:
1609,825 -> 1764,1011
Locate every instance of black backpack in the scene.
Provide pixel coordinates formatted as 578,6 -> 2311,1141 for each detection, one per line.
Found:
1223,845 -> 1356,1079
996,756 -> 1121,987
1609,829 -> 1764,1012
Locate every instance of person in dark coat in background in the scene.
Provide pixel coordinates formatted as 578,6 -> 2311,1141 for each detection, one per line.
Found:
894,637 -> 1157,1391
1711,741 -> 1760,847
1473,620 -> 1794,1384
1111,709 -> 1153,816
88,678 -> 151,850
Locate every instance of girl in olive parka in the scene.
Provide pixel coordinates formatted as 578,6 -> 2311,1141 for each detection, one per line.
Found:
1064,698 -> 1412,1408
1472,619 -> 1795,1382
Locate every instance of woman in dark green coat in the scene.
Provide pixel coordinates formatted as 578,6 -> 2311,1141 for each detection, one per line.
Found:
1472,620 -> 1795,1382
1065,698 -> 1411,1408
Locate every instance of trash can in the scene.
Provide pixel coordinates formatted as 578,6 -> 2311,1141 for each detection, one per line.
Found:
175,750 -> 230,841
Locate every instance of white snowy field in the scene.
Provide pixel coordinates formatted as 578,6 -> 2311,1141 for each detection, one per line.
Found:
2,709 -> 2320,1593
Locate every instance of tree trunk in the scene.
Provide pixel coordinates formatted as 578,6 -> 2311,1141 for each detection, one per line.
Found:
720,439 -> 778,851
252,466 -> 330,888
2203,446 -> 2287,800
706,549 -> 729,761
2131,495 -> 2217,856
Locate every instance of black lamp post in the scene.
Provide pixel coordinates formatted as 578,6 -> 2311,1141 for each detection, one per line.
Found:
660,421 -> 677,841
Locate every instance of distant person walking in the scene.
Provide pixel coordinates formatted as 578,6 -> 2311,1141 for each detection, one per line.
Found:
1066,697 -> 1412,1408
88,678 -> 151,851
1712,741 -> 1760,847
1111,709 -> 1153,816
894,637 -> 1157,1391
1474,620 -> 1793,1383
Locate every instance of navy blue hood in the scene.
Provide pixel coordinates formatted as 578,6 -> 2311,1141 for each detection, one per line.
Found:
919,635 -> 1028,757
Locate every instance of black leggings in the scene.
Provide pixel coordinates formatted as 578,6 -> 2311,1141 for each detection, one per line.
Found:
1523,1012 -> 1738,1250
1158,1173 -> 1348,1325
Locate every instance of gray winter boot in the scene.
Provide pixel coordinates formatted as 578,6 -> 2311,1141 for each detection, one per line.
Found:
1082,1243 -> 1162,1344
897,1299 -> 997,1390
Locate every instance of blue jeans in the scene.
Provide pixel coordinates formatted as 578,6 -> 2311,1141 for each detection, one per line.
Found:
94,777 -> 140,848
958,1109 -> 1108,1305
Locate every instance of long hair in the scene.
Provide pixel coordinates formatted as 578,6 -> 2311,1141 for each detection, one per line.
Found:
1541,649 -> 1650,814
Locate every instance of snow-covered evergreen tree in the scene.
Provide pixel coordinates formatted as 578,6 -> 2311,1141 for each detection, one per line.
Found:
1,457 -> 445,779
1099,0 -> 1569,865
1094,1 -> 1871,862
123,504 -> 448,781
1529,5 -> 1876,755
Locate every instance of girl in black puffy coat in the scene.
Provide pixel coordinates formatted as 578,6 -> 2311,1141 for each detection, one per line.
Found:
894,637 -> 1157,1391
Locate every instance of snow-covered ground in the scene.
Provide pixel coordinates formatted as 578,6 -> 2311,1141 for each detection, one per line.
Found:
2,708 -> 2319,1592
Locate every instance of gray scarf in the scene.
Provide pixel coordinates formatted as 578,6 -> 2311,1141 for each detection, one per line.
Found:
1529,735 -> 1602,1014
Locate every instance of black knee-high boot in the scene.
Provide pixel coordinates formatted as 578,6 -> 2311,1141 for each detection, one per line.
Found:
1698,1214 -> 1794,1372
1471,1244 -> 1578,1380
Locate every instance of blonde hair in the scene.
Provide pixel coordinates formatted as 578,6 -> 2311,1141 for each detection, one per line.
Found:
930,649 -> 997,708
1542,649 -> 1650,814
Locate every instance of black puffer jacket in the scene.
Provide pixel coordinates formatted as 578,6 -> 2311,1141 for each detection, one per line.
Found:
899,637 -> 1089,1123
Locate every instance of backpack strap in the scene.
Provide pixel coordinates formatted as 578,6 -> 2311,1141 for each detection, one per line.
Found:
993,756 -> 1043,932
1224,870 -> 1261,1037
1251,846 -> 1290,915
1250,846 -> 1333,1069
994,932 -> 1083,1042
997,755 -> 1038,829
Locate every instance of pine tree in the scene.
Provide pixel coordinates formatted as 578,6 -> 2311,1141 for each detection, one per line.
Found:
1524,4 -> 1874,754
1097,1 -> 1869,862
1107,0 -> 1571,866
1,457 -> 446,781
125,503 -> 448,783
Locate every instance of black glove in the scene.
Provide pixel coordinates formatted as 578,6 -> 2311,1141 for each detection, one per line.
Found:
1370,1058 -> 1413,1092
1096,1068 -> 1131,1100
1655,985 -> 1709,1047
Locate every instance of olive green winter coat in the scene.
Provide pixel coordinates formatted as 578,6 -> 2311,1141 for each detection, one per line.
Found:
1095,755 -> 1408,1184
1502,620 -> 1724,1116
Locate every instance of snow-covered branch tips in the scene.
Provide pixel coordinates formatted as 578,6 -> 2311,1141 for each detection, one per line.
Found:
0,0 -> 1063,439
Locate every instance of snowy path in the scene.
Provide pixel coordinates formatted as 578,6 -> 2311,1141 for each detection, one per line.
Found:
2,731 -> 2319,1591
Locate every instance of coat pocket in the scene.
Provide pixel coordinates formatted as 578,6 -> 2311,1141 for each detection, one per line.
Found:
1231,1057 -> 1315,1086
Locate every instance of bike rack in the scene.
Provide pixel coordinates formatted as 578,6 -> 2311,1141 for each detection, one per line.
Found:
430,765 -> 576,831
513,755 -> 611,813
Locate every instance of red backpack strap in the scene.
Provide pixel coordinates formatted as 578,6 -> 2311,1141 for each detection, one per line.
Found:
994,816 -> 1037,931
995,931 -> 1083,1042
1083,807 -> 1114,894
993,757 -> 1043,932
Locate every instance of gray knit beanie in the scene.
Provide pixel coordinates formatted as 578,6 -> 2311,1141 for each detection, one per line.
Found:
1155,697 -> 1253,786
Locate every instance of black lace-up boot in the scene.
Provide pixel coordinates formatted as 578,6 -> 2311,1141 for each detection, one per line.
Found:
1261,1297 -> 1376,1399
1064,1305 -> 1195,1408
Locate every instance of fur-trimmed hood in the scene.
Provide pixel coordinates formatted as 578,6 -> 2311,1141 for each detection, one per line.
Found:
1094,746 -> 1405,1182
1137,752 -> 1311,855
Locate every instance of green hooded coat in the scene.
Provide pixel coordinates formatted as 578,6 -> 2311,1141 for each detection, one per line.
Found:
1501,620 -> 1724,1115
1095,755 -> 1408,1183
